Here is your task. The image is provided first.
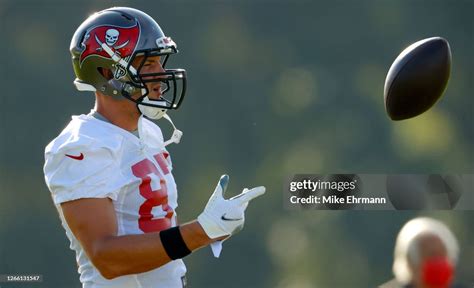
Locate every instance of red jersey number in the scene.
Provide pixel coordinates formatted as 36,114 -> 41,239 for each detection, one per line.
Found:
131,153 -> 173,233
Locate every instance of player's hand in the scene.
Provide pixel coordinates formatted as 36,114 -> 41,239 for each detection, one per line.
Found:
197,175 -> 266,239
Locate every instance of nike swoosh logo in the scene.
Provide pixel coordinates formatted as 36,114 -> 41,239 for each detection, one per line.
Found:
65,153 -> 84,160
221,214 -> 242,221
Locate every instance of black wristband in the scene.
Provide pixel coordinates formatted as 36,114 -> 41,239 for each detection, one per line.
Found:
159,226 -> 191,260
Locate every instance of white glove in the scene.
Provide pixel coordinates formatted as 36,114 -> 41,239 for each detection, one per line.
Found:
198,175 -> 266,239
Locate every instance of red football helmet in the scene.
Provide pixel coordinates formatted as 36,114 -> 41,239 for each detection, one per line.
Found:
70,7 -> 186,119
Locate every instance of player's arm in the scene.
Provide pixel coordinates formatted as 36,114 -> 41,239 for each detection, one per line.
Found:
61,197 -> 212,279
61,175 -> 265,279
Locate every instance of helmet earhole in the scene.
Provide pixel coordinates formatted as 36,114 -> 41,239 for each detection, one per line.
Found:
97,67 -> 113,80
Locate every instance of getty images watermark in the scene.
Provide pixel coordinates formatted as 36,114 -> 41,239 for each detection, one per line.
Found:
284,174 -> 474,210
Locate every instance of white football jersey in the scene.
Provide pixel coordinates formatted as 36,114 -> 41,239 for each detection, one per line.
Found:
44,113 -> 186,288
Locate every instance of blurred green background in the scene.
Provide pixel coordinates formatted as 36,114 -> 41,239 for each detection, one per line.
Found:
0,0 -> 473,287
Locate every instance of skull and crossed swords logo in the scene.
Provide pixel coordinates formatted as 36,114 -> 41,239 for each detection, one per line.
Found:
94,28 -> 131,79
95,28 -> 130,51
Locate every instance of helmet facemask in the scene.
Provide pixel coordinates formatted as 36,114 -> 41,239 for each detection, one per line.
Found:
120,39 -> 186,119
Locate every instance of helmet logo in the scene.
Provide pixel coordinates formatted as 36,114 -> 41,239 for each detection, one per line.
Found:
156,36 -> 176,49
113,56 -> 131,79
105,29 -> 119,46
80,24 -> 140,67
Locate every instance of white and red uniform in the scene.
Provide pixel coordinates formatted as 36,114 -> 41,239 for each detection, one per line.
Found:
44,113 -> 186,288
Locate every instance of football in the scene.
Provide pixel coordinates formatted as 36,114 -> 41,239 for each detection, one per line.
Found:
384,37 -> 451,120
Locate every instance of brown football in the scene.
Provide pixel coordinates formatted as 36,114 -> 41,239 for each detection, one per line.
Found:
384,37 -> 451,120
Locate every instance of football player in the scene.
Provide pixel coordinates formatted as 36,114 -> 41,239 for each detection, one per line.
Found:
379,217 -> 461,288
43,7 -> 265,288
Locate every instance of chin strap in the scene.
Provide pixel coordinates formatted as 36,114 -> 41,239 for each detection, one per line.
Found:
163,113 -> 183,147
137,113 -> 183,147
138,97 -> 168,120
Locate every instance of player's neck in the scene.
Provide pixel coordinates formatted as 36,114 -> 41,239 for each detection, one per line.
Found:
95,96 -> 140,132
